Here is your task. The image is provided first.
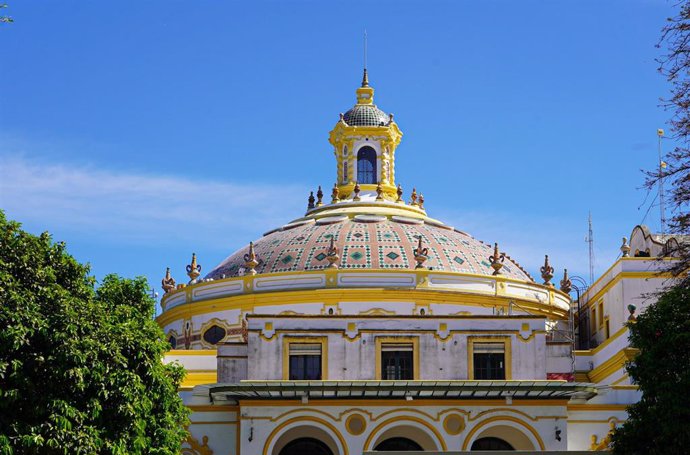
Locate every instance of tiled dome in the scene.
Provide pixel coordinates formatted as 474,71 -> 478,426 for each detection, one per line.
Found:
206,217 -> 533,282
343,105 -> 390,127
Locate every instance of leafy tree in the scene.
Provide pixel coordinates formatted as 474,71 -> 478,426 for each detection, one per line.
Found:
0,212 -> 189,454
610,285 -> 690,454
652,1 -> 690,278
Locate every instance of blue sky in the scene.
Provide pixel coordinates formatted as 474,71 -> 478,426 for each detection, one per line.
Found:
0,0 -> 676,310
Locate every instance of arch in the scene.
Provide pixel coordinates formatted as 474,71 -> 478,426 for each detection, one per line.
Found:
357,146 -> 377,184
462,416 -> 544,451
264,416 -> 348,455
375,437 -> 423,451
364,416 -> 446,451
279,437 -> 332,455
471,437 -> 514,450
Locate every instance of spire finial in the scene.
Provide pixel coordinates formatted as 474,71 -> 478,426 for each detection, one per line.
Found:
488,243 -> 505,276
326,237 -> 340,269
541,254 -> 554,287
186,253 -> 201,284
161,267 -> 176,293
244,242 -> 259,276
413,235 -> 429,269
560,268 -> 572,294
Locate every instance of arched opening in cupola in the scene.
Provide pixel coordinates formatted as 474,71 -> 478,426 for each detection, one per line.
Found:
357,146 -> 377,184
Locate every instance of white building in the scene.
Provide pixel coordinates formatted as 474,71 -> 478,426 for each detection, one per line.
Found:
158,71 -> 676,454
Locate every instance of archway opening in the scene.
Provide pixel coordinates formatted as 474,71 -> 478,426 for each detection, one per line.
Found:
371,424 -> 439,451
357,146 -> 377,184
471,424 -> 535,451
272,425 -> 340,455
279,437 -> 333,455
471,437 -> 514,450
375,437 -> 422,451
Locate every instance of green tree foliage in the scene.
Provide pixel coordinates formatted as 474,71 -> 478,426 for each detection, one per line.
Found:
0,212 -> 189,454
651,1 -> 690,278
610,285 -> 690,454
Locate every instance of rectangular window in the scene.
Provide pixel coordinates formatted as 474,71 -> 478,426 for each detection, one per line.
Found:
473,343 -> 505,380
380,343 -> 414,380
343,160 -> 348,183
605,319 -> 610,339
591,308 -> 597,334
288,343 -> 322,380
598,302 -> 604,327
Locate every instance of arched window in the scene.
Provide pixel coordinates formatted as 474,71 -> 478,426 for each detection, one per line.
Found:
471,437 -> 515,450
357,146 -> 377,184
279,438 -> 333,455
168,335 -> 177,349
203,325 -> 226,345
374,437 -> 423,451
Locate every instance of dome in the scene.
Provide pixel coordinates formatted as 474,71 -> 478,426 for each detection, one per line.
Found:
205,216 -> 533,282
343,104 -> 390,127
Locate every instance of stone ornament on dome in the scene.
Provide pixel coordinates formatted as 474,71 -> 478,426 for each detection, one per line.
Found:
316,186 -> 324,207
540,255 -> 554,287
186,253 -> 201,283
410,188 -> 418,206
376,182 -> 384,201
307,191 -> 315,210
413,236 -> 429,269
331,183 -> 340,203
488,242 -> 505,276
353,182 -> 361,201
243,242 -> 259,276
620,237 -> 631,257
560,268 -> 572,294
161,267 -> 176,293
326,237 -> 340,269
396,184 -> 403,203
419,193 -> 425,210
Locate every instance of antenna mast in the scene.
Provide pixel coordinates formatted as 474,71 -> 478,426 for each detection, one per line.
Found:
585,212 -> 595,285
658,128 -> 666,236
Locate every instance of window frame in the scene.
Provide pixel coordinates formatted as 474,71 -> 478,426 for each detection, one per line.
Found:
282,337 -> 328,380
467,337 -> 512,380
375,337 -> 420,380
356,146 -> 377,184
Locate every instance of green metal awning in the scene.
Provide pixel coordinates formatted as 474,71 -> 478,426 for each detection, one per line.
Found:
209,380 -> 598,402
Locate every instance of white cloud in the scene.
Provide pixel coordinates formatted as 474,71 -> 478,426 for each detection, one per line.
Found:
0,155 -> 307,248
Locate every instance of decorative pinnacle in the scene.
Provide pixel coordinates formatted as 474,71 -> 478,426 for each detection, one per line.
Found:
560,268 -> 572,294
396,184 -> 403,203
620,237 -> 631,257
243,241 -> 259,276
376,182 -> 384,201
419,193 -> 425,210
488,242 -> 506,276
326,237 -> 340,269
410,188 -> 418,206
627,304 -> 637,321
413,236 -> 429,269
331,183 -> 340,203
316,186 -> 324,207
161,267 -> 176,294
353,182 -> 361,201
540,255 -> 554,287
186,253 -> 201,283
307,191 -> 315,210
362,68 -> 369,87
